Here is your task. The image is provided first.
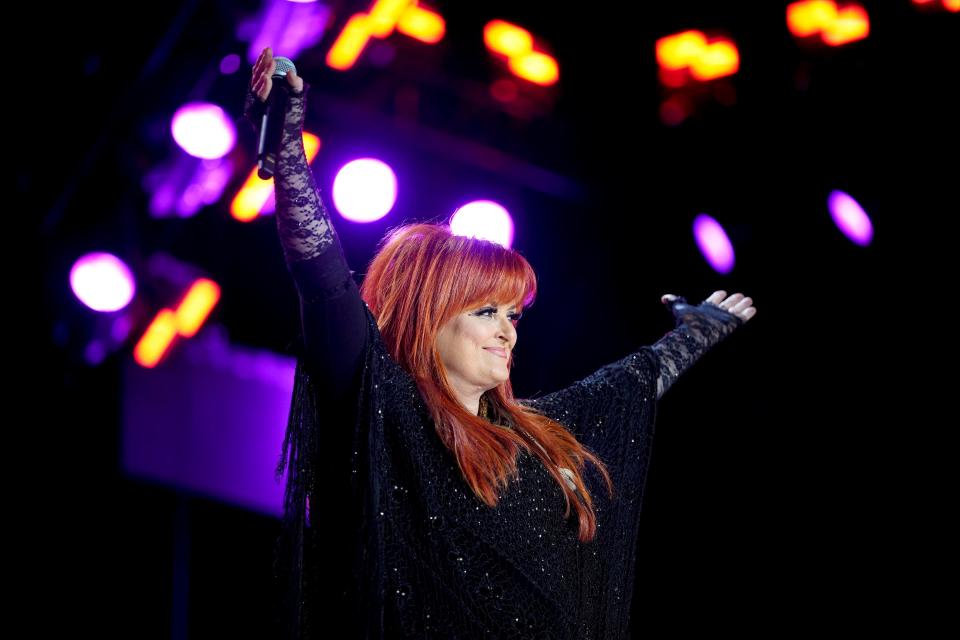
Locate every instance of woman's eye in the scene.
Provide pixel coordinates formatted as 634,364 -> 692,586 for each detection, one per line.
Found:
478,307 -> 521,322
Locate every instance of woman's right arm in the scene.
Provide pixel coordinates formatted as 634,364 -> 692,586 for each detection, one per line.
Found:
244,55 -> 367,399
273,84 -> 367,399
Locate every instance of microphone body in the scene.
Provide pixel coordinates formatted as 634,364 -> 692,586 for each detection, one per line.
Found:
256,56 -> 298,180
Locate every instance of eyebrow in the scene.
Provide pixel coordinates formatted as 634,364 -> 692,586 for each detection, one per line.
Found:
485,301 -> 519,310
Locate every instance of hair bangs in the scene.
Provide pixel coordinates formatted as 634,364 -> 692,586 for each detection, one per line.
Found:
445,237 -> 537,317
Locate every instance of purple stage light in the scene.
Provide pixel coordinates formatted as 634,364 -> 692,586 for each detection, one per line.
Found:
693,213 -> 736,275
171,102 -> 236,160
70,252 -> 136,313
332,158 -> 398,222
828,189 -> 874,247
449,200 -> 514,248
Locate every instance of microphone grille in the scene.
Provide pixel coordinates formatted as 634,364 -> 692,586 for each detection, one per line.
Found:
271,56 -> 297,79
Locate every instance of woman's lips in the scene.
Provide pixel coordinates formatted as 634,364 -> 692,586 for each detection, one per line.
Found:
484,348 -> 507,358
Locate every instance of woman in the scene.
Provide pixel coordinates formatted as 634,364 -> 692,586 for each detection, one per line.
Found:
244,47 -> 756,639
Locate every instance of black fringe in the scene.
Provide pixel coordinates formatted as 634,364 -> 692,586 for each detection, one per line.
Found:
273,306 -> 386,638
273,354 -> 320,639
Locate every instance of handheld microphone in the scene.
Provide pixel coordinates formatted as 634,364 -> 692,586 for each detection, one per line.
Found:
256,56 -> 298,180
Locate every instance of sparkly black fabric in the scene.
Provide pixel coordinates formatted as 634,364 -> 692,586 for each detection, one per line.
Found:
246,83 -> 745,639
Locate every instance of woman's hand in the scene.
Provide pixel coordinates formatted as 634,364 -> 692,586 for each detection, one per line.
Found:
661,290 -> 757,323
250,46 -> 303,101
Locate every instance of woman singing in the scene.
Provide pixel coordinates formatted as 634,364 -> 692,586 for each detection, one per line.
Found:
244,46 -> 757,639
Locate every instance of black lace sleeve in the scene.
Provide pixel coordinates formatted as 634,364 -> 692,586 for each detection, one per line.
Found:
244,82 -> 368,400
650,295 -> 744,400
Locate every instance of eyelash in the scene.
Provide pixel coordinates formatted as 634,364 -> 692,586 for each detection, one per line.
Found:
478,307 -> 522,322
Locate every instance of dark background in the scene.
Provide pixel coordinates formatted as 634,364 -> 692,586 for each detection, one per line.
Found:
20,1 -> 955,636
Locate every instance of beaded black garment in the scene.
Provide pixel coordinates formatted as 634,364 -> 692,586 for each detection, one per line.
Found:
244,83 -> 744,639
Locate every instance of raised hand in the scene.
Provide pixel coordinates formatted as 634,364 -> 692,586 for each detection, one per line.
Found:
661,290 -> 756,324
651,290 -> 755,399
250,46 -> 303,101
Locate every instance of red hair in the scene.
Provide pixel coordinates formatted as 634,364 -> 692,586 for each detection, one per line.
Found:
359,222 -> 614,542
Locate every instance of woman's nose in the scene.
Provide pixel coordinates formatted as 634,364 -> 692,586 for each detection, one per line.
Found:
499,317 -> 516,343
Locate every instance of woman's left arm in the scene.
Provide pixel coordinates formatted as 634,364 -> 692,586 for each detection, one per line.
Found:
651,290 -> 756,400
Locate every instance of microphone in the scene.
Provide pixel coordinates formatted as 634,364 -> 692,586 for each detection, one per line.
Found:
256,55 -> 298,180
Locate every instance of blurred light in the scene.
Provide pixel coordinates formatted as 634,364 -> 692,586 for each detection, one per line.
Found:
174,278 -> 221,338
368,0 -> 409,37
490,78 -> 520,103
483,19 -> 559,86
231,131 -> 321,222
656,31 -> 708,70
658,66 -> 690,89
85,339 -> 108,366
787,1 -> 870,45
219,53 -> 241,75
135,310 -> 178,368
332,158 -> 397,223
328,15 -> 373,70
171,102 -> 236,160
146,156 -> 235,219
397,4 -> 445,43
690,40 -> 739,81
822,5 -> 869,45
133,277 -> 222,368
327,1 -> 445,71
828,190 -> 873,246
248,0 -> 332,76
656,30 -> 739,83
484,20 -> 533,57
659,95 -> 692,126
787,0 -> 838,36
509,51 -> 559,86
449,200 -> 514,249
70,252 -> 136,313
693,214 -> 736,275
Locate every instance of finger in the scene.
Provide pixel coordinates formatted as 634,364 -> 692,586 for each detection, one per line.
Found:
252,69 -> 266,91
705,290 -> 726,305
730,296 -> 752,313
253,49 -> 267,77
255,49 -> 272,75
254,76 -> 270,100
720,293 -> 744,308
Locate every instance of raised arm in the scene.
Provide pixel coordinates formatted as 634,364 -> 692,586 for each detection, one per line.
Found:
244,48 -> 367,399
651,290 -> 754,400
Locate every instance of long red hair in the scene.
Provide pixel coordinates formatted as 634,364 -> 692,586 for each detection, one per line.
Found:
359,222 -> 614,542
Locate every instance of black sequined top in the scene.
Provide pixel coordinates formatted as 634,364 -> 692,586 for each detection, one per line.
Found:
245,82 -> 744,639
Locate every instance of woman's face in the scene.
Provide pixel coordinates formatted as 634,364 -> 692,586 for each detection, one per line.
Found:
436,301 -> 521,396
